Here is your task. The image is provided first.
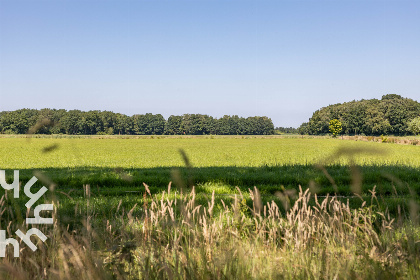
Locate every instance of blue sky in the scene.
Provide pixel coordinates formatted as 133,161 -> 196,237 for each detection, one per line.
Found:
1,0 -> 419,127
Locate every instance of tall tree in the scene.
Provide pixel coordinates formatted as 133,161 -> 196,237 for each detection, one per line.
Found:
165,115 -> 183,135
61,110 -> 82,135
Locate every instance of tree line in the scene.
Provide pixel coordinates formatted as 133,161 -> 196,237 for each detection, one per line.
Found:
274,127 -> 298,134
299,94 -> 420,136
0,109 -> 275,135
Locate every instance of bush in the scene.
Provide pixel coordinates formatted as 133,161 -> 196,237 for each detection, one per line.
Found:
408,117 -> 420,135
329,119 -> 342,137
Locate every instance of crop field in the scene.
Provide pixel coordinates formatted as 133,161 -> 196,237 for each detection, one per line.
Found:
1,135 -> 420,279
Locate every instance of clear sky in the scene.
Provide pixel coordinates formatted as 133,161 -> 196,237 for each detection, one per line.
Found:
0,0 -> 419,128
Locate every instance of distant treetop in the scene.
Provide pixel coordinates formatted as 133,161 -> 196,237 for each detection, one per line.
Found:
382,94 -> 403,100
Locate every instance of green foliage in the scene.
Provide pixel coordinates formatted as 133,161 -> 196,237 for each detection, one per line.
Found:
408,117 -> 420,135
298,122 -> 309,135
275,127 -> 298,134
164,115 -> 183,135
381,93 -> 403,100
305,95 -> 420,136
0,108 -> 38,134
0,109 -> 275,135
329,119 -> 342,137
182,114 -> 214,135
381,135 -> 389,143
133,113 -> 164,135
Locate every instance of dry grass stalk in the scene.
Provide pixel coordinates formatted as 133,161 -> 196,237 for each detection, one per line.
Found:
1,183 -> 419,279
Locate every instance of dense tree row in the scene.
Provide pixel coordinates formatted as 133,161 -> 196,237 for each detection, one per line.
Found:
301,94 -> 420,136
274,127 -> 298,134
0,109 -> 274,135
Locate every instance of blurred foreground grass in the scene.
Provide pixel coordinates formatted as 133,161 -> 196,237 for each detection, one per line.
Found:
1,184 -> 420,279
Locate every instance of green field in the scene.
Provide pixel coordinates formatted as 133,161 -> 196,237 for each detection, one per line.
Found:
1,135 -> 419,224
1,135 -> 419,169
1,135 -> 420,279
1,135 -> 419,197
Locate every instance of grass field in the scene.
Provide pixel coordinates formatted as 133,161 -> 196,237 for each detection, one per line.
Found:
1,135 -> 419,221
1,135 -> 419,169
1,135 -> 419,197
1,135 -> 420,279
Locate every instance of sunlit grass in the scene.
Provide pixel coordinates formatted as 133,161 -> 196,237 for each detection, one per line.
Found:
0,136 -> 419,169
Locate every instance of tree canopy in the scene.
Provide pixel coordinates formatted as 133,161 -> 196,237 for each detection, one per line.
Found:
305,95 -> 420,136
0,109 -> 275,136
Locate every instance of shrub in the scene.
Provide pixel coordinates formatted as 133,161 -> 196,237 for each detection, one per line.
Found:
329,119 -> 342,137
408,117 -> 420,135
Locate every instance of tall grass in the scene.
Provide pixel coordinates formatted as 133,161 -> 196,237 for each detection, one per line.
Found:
1,183 -> 419,279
